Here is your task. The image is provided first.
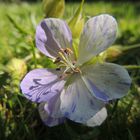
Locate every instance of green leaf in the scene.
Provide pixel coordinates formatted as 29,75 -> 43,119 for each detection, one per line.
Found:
7,14 -> 29,35
127,128 -> 135,140
43,0 -> 65,18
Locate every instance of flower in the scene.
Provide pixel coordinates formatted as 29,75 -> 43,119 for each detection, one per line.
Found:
20,14 -> 131,127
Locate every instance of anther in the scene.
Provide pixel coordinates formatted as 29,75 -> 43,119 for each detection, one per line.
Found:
59,75 -> 63,79
59,73 -> 68,80
56,68 -> 61,71
64,48 -> 73,55
54,57 -> 61,64
72,61 -> 76,65
60,48 -> 73,55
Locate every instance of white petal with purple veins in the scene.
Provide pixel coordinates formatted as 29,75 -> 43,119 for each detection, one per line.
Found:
36,18 -> 72,58
86,107 -> 107,127
81,63 -> 131,102
60,74 -> 105,123
38,103 -> 65,127
20,69 -> 65,103
77,14 -> 117,65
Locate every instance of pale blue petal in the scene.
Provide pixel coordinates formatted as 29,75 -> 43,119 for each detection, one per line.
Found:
81,63 -> 131,102
36,18 -> 72,58
77,14 -> 117,65
86,107 -> 107,127
20,69 -> 65,103
44,93 -> 63,118
38,103 -> 65,127
60,74 -> 105,123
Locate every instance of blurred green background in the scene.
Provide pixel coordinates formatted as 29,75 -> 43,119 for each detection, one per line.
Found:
0,0 -> 140,140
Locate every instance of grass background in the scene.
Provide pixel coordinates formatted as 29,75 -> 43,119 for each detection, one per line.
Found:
0,1 -> 140,140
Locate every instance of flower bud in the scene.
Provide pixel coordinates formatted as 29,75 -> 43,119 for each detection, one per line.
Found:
101,45 -> 123,62
68,0 -> 84,39
6,58 -> 27,80
43,0 -> 65,18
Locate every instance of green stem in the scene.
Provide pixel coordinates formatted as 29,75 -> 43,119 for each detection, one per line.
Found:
111,99 -> 118,116
15,95 -> 23,109
124,65 -> 140,69
31,40 -> 37,68
122,43 -> 140,53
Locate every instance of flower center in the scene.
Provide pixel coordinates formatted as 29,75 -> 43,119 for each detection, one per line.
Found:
54,48 -> 81,74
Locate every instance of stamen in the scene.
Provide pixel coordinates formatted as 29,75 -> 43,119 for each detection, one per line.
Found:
74,67 -> 82,73
65,71 -> 73,74
58,51 -> 67,62
54,47 -> 81,75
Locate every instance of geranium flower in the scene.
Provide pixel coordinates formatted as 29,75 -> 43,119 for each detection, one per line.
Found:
20,14 -> 131,127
